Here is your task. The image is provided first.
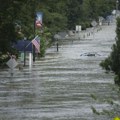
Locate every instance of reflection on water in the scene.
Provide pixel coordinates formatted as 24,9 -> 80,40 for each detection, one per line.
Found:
0,24 -> 120,120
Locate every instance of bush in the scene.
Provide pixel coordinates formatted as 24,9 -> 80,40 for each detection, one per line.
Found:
114,74 -> 120,85
40,37 -> 46,57
0,54 -> 9,67
100,56 -> 111,71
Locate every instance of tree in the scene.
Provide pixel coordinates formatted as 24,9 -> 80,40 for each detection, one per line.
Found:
100,18 -> 120,85
82,0 -> 98,20
0,0 -> 19,53
39,0 -> 68,34
82,0 -> 115,20
66,0 -> 83,29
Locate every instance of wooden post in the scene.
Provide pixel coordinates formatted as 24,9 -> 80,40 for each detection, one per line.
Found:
57,40 -> 59,52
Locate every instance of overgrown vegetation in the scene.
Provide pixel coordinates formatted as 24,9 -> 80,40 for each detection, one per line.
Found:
100,17 -> 120,86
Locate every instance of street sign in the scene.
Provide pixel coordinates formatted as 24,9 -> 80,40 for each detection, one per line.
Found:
6,58 -> 18,69
91,21 -> 97,27
76,25 -> 81,32
54,34 -> 61,40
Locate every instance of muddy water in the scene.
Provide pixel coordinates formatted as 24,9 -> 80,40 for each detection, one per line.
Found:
0,24 -> 120,120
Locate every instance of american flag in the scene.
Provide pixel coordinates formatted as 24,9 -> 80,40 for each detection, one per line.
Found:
32,36 -> 40,53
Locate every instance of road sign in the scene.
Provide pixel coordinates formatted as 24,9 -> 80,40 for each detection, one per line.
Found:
76,25 -> 81,32
91,21 -> 97,27
6,58 -> 18,69
54,34 -> 61,40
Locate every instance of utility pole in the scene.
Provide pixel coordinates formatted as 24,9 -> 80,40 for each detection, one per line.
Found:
116,0 -> 119,17
33,0 -> 36,62
57,39 -> 59,52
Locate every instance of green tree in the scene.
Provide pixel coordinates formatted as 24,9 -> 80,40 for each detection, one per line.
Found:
40,0 -> 68,34
0,0 -> 19,53
66,0 -> 83,29
100,18 -> 120,85
82,0 -> 98,20
82,0 -> 115,20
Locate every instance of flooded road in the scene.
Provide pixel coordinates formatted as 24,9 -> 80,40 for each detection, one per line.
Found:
0,23 -> 120,120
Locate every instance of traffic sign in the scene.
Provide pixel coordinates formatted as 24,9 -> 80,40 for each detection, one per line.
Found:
91,21 -> 97,27
6,58 -> 18,69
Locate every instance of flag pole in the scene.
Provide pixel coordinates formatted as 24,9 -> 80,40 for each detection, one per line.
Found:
25,35 -> 38,49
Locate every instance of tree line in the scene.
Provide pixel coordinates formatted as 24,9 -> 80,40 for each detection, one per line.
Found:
0,0 -> 116,59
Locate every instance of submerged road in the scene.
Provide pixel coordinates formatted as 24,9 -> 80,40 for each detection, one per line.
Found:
0,23 -> 120,120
